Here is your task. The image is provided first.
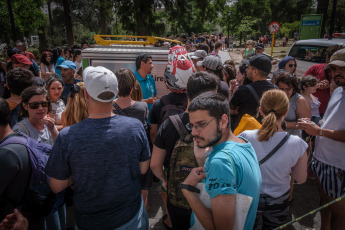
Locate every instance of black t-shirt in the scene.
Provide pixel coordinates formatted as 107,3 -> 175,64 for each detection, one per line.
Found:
150,92 -> 187,126
154,113 -> 190,169
230,80 -> 276,129
0,132 -> 30,220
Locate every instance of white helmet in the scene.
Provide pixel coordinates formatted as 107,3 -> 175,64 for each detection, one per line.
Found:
165,46 -> 195,93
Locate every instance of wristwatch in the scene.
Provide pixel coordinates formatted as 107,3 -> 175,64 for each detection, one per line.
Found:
179,183 -> 200,194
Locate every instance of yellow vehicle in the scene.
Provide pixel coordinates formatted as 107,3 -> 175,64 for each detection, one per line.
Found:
93,35 -> 182,46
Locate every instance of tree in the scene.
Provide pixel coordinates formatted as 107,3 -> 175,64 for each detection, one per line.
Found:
0,0 -> 46,44
62,0 -> 74,46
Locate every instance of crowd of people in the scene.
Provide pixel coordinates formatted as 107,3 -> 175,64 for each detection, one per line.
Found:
0,33 -> 344,230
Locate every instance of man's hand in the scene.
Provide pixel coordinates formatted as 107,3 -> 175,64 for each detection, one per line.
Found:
317,79 -> 330,90
194,139 -> 212,167
298,118 -> 320,136
183,167 -> 206,187
0,209 -> 28,230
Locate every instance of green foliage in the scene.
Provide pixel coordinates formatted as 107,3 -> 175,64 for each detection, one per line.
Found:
27,47 -> 40,60
280,21 -> 300,38
0,0 -> 46,43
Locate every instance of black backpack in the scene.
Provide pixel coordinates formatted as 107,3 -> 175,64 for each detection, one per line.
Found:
158,94 -> 187,127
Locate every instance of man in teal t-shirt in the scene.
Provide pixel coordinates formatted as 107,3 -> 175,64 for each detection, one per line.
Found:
134,54 -> 157,124
180,91 -> 261,230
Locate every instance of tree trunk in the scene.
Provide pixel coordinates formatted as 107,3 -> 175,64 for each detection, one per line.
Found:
38,26 -> 48,53
62,0 -> 74,46
317,0 -> 331,37
99,0 -> 107,34
47,0 -> 54,37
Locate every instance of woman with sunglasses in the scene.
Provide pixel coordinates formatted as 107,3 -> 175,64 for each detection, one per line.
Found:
13,86 -> 66,230
13,86 -> 58,146
278,56 -> 297,76
46,74 -> 65,131
61,82 -> 88,127
40,51 -> 55,81
239,89 -> 307,230
276,72 -> 310,205
276,72 -> 310,137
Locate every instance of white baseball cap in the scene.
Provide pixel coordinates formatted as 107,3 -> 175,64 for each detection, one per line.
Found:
83,66 -> 118,103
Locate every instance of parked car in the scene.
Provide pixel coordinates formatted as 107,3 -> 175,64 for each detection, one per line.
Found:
287,38 -> 345,77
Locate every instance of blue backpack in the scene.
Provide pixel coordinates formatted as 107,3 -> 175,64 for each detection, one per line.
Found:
0,132 -> 64,217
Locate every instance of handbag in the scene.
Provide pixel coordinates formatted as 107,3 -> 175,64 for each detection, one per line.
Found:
190,151 -> 252,230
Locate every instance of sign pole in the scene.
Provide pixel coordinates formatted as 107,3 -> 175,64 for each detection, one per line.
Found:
271,33 -> 275,57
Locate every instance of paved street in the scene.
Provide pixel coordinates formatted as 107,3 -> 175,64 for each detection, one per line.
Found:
148,178 -> 321,229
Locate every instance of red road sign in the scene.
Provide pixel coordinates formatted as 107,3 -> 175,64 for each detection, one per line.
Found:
268,21 -> 281,33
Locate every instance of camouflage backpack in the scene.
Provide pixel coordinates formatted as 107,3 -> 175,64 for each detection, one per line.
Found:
168,114 -> 198,209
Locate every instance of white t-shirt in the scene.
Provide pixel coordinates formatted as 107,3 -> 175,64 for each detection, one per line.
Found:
51,99 -> 65,125
74,61 -> 82,71
239,130 -> 307,198
314,86 -> 345,170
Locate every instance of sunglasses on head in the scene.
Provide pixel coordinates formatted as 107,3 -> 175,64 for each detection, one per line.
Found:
70,84 -> 81,98
27,101 -> 49,109
288,64 -> 296,68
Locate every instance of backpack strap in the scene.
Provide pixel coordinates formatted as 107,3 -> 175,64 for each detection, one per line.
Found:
113,102 -> 126,116
247,85 -> 260,105
0,133 -> 28,147
259,133 -> 291,166
169,114 -> 193,143
16,123 -> 29,136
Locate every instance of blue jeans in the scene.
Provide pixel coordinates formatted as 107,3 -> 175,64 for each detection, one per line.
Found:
45,204 -> 66,230
75,197 -> 148,230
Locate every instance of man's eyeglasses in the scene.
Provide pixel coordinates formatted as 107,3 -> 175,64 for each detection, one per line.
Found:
279,87 -> 292,92
187,118 -> 215,131
27,101 -> 49,109
70,84 -> 81,98
288,64 -> 296,68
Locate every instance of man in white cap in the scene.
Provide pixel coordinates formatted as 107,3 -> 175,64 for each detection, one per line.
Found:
45,66 -> 151,230
299,48 -> 345,229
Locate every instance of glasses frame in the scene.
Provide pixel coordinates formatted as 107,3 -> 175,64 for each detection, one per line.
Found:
288,64 -> 296,68
187,118 -> 216,131
27,101 -> 50,109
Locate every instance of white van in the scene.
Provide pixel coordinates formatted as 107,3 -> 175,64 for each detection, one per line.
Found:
287,38 -> 345,77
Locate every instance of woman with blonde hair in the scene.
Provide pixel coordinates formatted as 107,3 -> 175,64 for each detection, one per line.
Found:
61,82 -> 88,127
239,89 -> 308,229
241,40 -> 255,59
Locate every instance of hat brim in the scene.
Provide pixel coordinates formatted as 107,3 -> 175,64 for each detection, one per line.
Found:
325,60 -> 345,69
191,56 -> 201,59
57,65 -> 76,70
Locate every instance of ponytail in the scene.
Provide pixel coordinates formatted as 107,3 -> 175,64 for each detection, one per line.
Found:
257,89 -> 289,142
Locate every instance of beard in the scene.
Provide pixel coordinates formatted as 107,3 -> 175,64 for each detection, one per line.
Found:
334,74 -> 345,86
194,126 -> 222,148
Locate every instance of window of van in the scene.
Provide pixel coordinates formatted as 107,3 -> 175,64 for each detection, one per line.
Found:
288,45 -> 327,63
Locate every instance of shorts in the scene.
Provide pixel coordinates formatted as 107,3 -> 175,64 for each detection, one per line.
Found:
312,157 -> 345,199
254,190 -> 290,230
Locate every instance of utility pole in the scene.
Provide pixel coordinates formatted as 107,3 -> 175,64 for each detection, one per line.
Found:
6,0 -> 17,43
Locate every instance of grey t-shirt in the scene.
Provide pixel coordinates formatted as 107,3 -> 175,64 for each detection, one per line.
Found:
13,118 -> 54,146
113,101 -> 148,124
